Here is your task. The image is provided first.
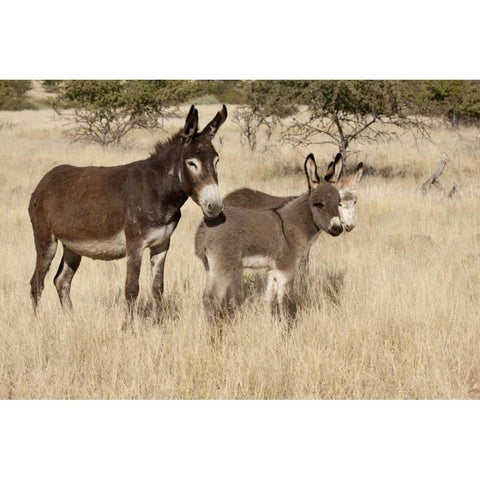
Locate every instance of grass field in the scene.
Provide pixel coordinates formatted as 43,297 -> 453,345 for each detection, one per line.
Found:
1,105 -> 479,399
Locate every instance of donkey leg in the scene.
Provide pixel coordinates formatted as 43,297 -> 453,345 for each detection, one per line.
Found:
53,245 -> 81,310
204,273 -> 234,344
299,257 -> 309,276
150,239 -> 170,324
124,242 -> 144,326
276,273 -> 296,327
296,248 -> 311,294
265,270 -> 278,317
227,270 -> 244,308
203,269 -> 233,323
234,271 -> 245,306
30,236 -> 57,312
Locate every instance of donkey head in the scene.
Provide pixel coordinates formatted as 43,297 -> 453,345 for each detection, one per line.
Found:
304,154 -> 343,237
335,163 -> 363,231
324,153 -> 363,232
179,105 -> 228,218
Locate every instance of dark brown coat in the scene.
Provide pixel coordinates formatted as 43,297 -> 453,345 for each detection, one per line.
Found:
29,105 -> 227,323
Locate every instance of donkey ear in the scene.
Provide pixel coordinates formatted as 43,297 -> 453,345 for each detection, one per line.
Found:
182,105 -> 199,141
200,105 -> 227,139
324,153 -> 343,183
324,161 -> 335,182
304,153 -> 320,191
343,162 -> 364,188
350,162 -> 364,186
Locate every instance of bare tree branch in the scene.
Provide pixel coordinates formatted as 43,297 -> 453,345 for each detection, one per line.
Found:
422,159 -> 447,195
280,81 -> 433,165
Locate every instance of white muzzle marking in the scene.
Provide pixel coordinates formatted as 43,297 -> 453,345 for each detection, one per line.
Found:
198,183 -> 223,218
329,216 -> 342,228
339,204 -> 355,231
328,216 -> 343,236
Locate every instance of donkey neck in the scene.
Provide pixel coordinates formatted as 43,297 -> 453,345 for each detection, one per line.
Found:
146,141 -> 188,210
278,192 -> 319,243
148,141 -> 181,174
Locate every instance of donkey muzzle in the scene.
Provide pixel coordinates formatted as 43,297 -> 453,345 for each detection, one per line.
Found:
204,201 -> 224,218
198,184 -> 223,218
328,224 -> 343,236
328,218 -> 344,237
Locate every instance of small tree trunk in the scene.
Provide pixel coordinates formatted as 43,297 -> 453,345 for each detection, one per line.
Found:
448,110 -> 459,129
332,112 -> 348,169
422,159 -> 447,195
339,138 -> 348,170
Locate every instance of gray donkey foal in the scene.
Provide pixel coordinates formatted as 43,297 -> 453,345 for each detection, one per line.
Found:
224,153 -> 363,233
223,154 -> 363,282
195,154 -> 343,324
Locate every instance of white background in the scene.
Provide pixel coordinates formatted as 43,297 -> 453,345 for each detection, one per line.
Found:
1,1 -> 479,478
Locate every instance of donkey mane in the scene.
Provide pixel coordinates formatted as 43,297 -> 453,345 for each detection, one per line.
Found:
146,130 -> 189,177
151,130 -> 185,157
272,195 -> 298,210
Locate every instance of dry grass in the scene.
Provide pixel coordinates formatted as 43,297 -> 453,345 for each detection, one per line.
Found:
1,106 -> 480,399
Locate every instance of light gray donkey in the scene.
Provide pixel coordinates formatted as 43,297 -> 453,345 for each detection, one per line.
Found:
222,153 -> 363,281
195,154 -> 344,325
224,153 -> 363,232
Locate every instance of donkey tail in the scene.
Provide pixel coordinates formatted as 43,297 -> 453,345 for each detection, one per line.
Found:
194,222 -> 209,271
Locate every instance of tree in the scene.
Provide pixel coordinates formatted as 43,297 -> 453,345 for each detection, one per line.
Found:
232,80 -> 297,153
42,80 -> 63,94
55,80 -> 202,146
281,80 -> 430,165
423,80 -> 480,128
0,81 -> 35,110
196,80 -> 246,104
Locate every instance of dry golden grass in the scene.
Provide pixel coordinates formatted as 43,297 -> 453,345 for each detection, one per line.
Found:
1,105 -> 480,399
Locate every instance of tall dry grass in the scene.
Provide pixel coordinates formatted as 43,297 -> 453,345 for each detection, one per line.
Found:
1,106 -> 479,399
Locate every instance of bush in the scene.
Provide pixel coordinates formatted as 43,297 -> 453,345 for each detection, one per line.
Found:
232,80 -> 298,152
0,81 -> 37,111
281,80 -> 430,163
42,80 -> 63,94
55,80 -> 202,146
423,80 -> 480,127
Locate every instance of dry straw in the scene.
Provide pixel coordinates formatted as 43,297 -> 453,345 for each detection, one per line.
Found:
1,106 -> 479,399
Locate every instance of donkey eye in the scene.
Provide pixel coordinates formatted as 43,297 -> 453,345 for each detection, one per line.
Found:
187,161 -> 198,170
315,202 -> 325,208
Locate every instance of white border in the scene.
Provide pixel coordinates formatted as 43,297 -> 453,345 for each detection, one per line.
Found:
1,0 -> 479,78
1,1 -> 479,478
1,401 -> 479,480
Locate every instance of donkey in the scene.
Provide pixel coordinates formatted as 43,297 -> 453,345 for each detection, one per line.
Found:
29,105 -> 227,322
224,153 -> 364,233
223,154 -> 363,278
195,154 -> 343,325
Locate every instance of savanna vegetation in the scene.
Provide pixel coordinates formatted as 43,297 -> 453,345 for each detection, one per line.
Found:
0,81 -> 479,399
0,81 -> 36,111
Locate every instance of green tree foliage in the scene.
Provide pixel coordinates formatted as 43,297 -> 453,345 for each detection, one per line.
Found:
229,80 -> 434,159
194,80 -> 246,104
423,80 -> 480,127
42,80 -> 63,94
13,80 -> 480,155
281,80 -> 430,162
56,80 -> 204,146
0,81 -> 35,110
232,80 -> 298,151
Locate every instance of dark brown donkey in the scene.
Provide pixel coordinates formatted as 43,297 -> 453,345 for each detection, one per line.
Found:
29,105 -> 227,321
